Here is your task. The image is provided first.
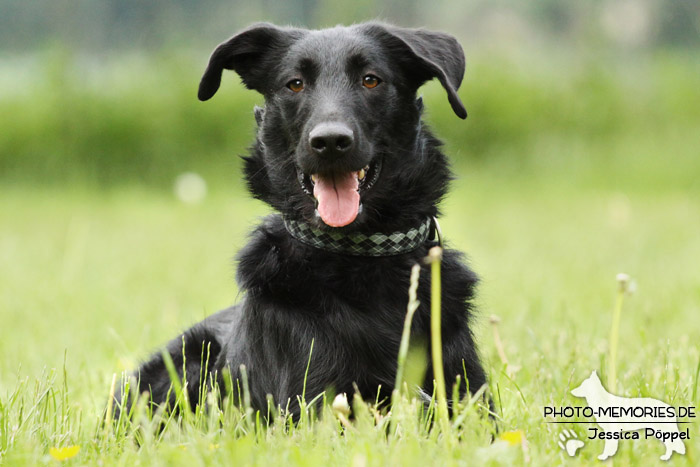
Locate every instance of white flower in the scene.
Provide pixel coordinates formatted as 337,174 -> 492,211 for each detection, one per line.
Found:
616,273 -> 636,295
174,172 -> 207,204
332,393 -> 350,416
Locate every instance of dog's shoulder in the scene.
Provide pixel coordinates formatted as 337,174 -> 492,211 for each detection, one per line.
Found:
235,215 -> 289,285
235,215 -> 325,304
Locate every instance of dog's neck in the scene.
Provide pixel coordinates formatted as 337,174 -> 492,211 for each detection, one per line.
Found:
582,381 -> 616,409
282,216 -> 438,256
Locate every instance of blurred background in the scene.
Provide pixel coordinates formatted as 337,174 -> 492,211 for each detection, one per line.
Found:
1,0 -> 699,401
1,0 -> 699,187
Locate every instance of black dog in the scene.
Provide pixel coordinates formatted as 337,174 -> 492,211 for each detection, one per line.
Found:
116,22 -> 488,419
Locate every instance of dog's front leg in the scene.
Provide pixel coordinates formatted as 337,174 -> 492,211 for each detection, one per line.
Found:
112,306 -> 239,419
598,436 -> 619,460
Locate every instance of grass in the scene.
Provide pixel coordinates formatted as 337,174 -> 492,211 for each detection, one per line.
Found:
1,50 -> 700,464
1,168 -> 699,464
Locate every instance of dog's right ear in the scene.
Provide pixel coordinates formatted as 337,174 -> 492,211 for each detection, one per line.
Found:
198,23 -> 305,101
361,23 -> 467,119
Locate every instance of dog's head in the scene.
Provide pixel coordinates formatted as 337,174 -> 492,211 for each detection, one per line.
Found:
199,23 -> 466,230
571,370 -> 602,398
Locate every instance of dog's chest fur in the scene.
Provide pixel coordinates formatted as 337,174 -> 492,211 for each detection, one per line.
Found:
223,215 -> 477,409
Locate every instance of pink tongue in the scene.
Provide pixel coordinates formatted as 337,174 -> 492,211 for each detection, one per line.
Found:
313,172 -> 360,227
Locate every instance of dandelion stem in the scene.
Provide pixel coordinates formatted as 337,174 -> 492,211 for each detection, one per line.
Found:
393,264 -> 421,398
302,338 -> 314,403
427,246 -> 449,432
608,274 -> 629,391
489,316 -> 508,365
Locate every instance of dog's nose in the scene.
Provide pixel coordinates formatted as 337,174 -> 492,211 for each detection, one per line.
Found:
309,123 -> 354,158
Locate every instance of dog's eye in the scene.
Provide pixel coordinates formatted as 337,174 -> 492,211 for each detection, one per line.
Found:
362,75 -> 381,89
286,79 -> 304,93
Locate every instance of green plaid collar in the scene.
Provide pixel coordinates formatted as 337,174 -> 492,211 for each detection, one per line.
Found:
283,217 -> 435,256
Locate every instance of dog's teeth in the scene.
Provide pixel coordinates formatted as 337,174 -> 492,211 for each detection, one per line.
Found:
358,168 -> 365,180
364,165 -> 370,171
311,174 -> 318,183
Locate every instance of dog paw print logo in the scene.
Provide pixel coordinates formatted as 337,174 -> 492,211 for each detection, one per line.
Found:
558,429 -> 584,457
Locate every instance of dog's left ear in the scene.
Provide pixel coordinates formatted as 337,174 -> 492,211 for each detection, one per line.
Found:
363,24 -> 467,119
198,23 -> 305,100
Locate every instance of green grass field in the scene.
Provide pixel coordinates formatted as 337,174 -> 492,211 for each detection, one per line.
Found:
1,52 -> 699,465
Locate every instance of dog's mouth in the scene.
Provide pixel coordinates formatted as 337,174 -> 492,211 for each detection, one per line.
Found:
298,159 -> 382,227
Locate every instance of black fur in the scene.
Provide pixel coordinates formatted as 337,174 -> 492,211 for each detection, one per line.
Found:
115,22 -> 487,419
